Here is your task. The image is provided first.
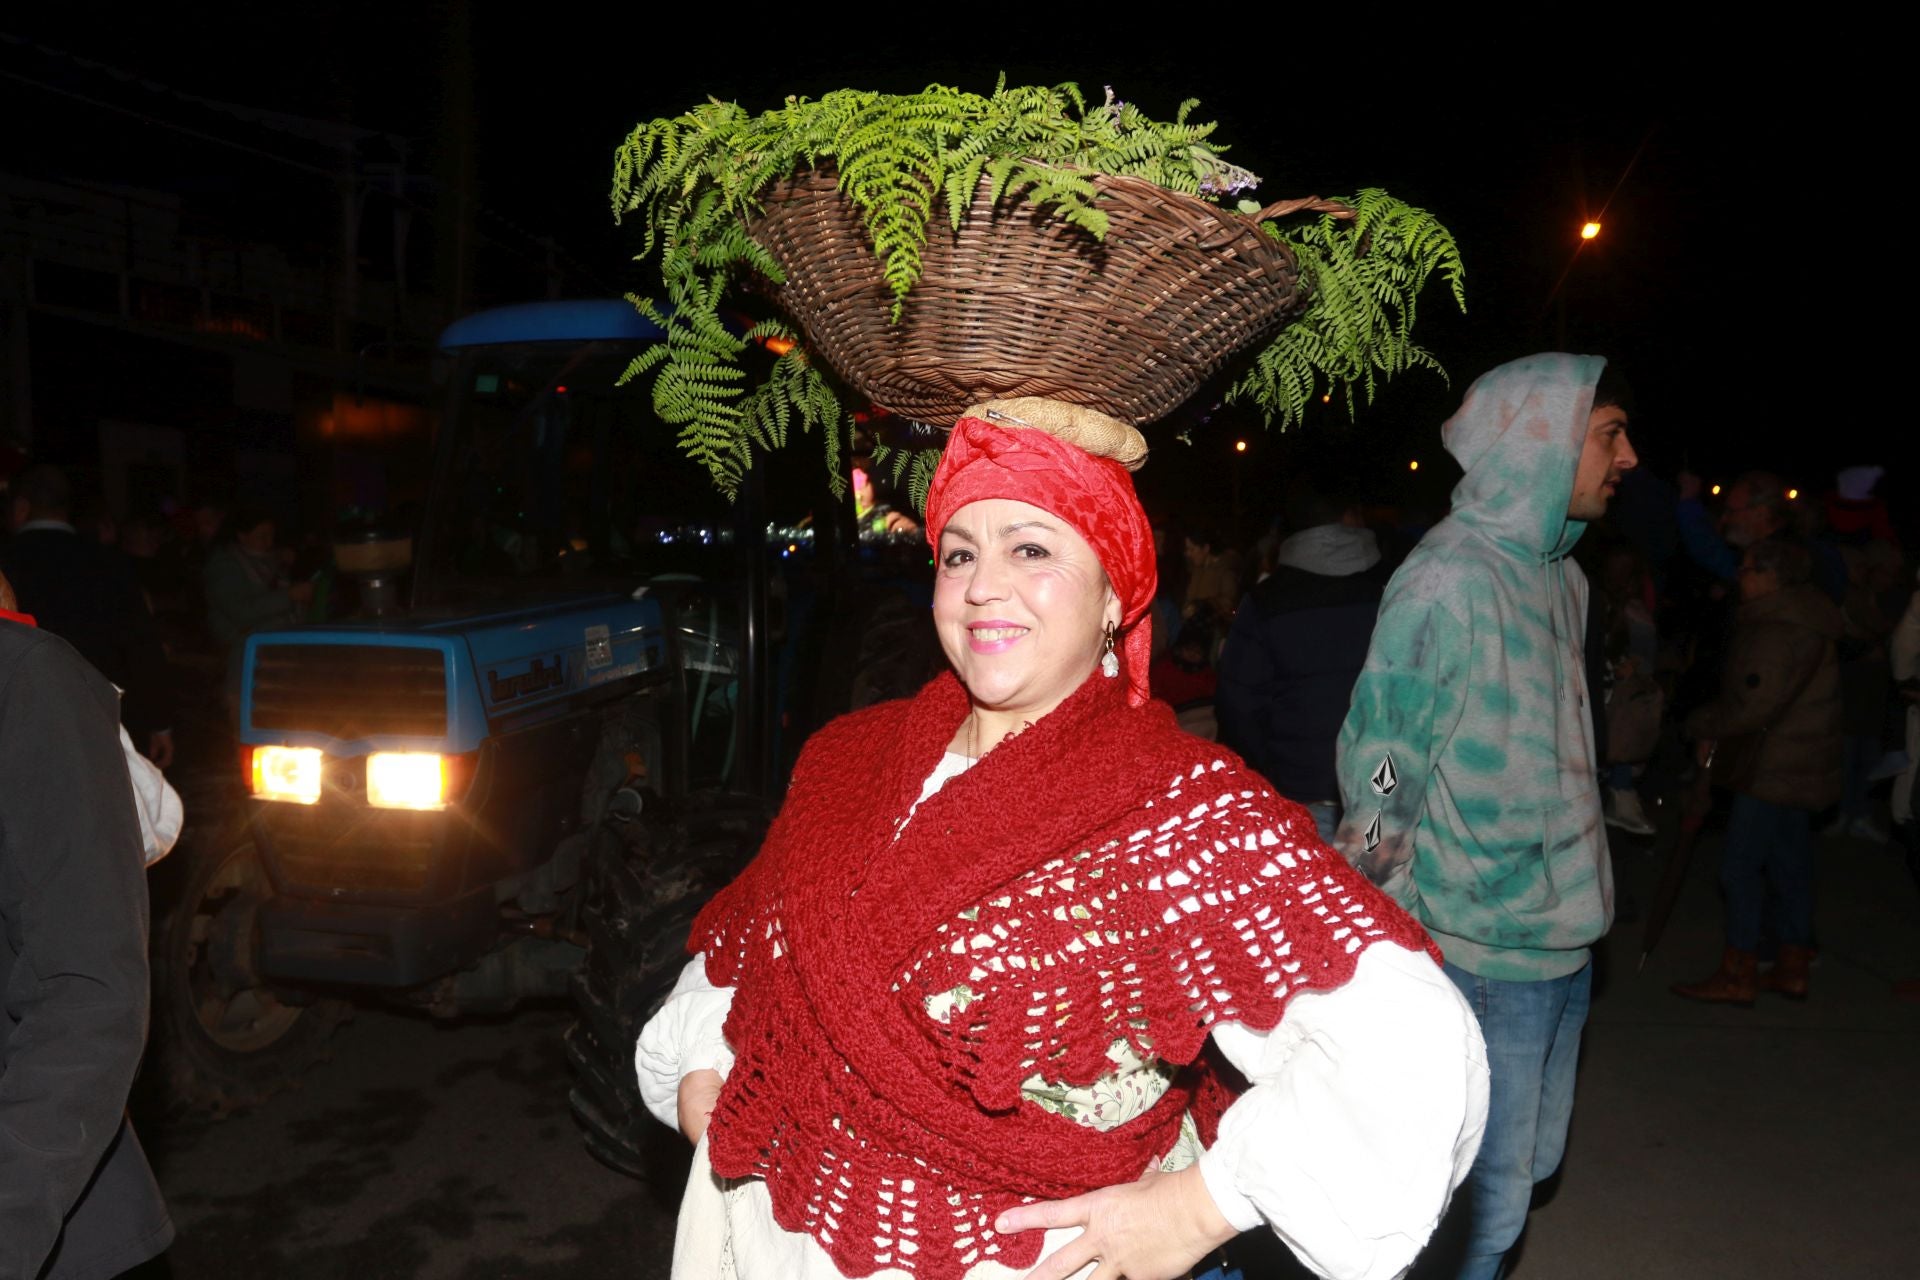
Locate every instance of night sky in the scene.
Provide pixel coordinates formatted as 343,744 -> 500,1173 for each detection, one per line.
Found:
4,11 -> 1902,520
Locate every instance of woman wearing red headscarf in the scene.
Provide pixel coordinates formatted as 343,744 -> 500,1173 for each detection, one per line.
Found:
637,402 -> 1488,1280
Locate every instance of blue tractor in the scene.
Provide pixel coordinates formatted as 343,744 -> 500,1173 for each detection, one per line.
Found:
155,301 -> 938,1165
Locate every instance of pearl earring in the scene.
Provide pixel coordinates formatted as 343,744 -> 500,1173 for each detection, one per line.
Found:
1100,621 -> 1119,679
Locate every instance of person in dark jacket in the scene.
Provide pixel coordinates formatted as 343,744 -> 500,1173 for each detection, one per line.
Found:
3,465 -> 175,769
1216,477 -> 1390,842
202,503 -> 311,653
1,575 -> 174,1279
1673,535 -> 1844,1005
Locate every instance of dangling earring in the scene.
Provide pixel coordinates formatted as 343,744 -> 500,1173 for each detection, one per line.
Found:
1100,621 -> 1120,679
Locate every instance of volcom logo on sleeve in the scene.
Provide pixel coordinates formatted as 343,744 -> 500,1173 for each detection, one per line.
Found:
1371,755 -> 1398,797
1364,811 -> 1383,853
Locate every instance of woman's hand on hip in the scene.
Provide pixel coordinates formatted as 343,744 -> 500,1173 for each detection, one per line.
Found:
996,1163 -> 1238,1280
678,1068 -> 724,1144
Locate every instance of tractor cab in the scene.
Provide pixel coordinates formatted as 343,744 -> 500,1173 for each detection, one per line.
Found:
160,300 -> 867,1116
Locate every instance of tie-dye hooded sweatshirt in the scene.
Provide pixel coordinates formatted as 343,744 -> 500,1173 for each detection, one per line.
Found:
1334,354 -> 1611,982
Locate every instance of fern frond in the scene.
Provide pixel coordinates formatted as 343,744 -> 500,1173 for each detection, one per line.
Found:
1228,189 -> 1465,428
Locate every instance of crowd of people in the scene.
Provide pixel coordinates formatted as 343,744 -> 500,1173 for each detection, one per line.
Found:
1183,425 -> 1915,1016
1176,462 -> 1897,764
4,351 -> 1914,1280
1,472 -> 326,736
1124,362 -> 1915,1270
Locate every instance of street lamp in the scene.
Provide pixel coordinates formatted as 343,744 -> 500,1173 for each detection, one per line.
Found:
1581,221 -> 1602,240
1230,440 -> 1247,528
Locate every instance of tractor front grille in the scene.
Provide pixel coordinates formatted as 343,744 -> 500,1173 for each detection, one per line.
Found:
257,799 -> 440,896
251,644 -> 448,740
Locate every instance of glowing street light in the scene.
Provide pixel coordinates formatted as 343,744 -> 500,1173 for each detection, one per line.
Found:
1787,488 -> 1799,501
1234,440 -> 1248,453
1580,221 -> 1602,240
1711,484 -> 1722,496
1409,460 -> 1420,472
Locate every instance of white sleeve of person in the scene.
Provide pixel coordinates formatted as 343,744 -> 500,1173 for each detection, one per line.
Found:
1197,941 -> 1490,1280
634,953 -> 738,1130
118,724 -> 182,866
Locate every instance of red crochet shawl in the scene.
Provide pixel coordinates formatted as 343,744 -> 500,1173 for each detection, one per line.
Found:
693,670 -> 1434,1278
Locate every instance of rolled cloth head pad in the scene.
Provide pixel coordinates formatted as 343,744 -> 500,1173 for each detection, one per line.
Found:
928,404 -> 1158,706
963,398 -> 1149,473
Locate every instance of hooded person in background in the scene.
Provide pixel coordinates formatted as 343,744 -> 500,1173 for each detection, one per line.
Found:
1217,473 -> 1390,844
1334,354 -> 1636,1280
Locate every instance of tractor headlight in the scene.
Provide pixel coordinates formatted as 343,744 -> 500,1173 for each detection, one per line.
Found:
366,752 -> 448,810
251,746 -> 323,804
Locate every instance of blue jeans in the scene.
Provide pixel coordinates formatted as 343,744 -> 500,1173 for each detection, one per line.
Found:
1441,960 -> 1593,1280
1722,793 -> 1814,951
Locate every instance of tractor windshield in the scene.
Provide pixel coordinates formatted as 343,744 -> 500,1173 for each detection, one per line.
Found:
414,339 -> 738,606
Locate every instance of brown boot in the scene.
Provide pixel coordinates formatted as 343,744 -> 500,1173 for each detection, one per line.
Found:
1759,944 -> 1814,999
1671,947 -> 1758,1005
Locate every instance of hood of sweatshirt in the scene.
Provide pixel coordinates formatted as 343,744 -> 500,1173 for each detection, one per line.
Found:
1274,523 -> 1382,576
1442,352 -> 1605,565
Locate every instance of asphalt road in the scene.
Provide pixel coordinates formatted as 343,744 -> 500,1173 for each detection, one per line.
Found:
134,1003 -> 684,1279
131,819 -> 1920,1279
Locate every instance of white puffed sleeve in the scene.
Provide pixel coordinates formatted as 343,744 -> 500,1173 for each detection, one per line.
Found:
1194,942 -> 1489,1280
634,953 -> 738,1130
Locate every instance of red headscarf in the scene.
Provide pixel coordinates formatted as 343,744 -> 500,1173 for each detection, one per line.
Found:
924,415 -> 1158,705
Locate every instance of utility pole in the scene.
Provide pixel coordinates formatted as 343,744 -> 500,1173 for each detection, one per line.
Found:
336,141 -> 363,354
435,0 -> 477,321
0,255 -> 29,452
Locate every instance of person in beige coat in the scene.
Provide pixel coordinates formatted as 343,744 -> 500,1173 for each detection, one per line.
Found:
1674,535 -> 1843,1003
1892,575 -> 1920,838
1892,577 -> 1920,1001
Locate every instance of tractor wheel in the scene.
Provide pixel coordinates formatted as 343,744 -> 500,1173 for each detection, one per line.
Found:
153,828 -> 350,1115
567,798 -> 764,1178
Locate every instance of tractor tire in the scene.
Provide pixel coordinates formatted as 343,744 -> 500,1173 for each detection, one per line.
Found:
567,797 -> 764,1178
153,826 -> 350,1115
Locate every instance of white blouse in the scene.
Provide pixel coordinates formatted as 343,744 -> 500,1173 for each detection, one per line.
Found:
635,755 -> 1488,1280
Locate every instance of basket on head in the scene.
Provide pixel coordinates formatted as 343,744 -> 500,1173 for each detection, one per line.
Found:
745,169 -> 1348,428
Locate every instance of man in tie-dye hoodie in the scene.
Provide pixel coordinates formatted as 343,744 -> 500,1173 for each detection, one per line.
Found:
1334,353 -> 1637,1280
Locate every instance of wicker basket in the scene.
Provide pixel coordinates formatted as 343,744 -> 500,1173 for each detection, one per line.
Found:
745,170 -> 1348,427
